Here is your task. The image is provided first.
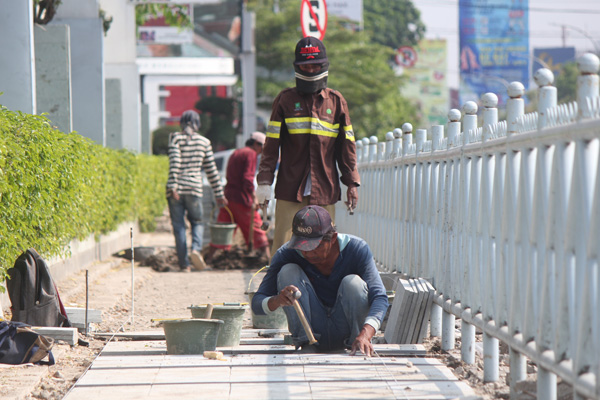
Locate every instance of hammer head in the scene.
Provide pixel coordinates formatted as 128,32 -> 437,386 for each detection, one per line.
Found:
293,290 -> 301,300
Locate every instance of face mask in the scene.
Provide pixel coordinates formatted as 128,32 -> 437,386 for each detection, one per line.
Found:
294,62 -> 329,93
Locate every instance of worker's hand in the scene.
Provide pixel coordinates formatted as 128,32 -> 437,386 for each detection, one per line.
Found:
350,324 -> 375,357
345,186 -> 358,212
216,197 -> 228,207
256,184 -> 272,205
171,190 -> 180,201
277,285 -> 299,307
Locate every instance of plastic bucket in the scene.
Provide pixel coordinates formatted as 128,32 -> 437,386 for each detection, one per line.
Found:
247,291 -> 288,330
209,223 -> 237,246
189,304 -> 248,347
162,319 -> 223,355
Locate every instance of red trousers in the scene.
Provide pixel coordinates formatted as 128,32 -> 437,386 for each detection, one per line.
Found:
210,201 -> 269,250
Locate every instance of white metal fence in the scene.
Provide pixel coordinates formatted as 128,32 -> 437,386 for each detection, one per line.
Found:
335,53 -> 600,399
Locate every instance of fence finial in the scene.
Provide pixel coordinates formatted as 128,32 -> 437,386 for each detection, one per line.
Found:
577,53 -> 600,119
534,68 -> 556,129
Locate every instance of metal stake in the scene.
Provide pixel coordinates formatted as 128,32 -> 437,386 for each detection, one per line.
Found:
130,227 -> 134,327
85,269 -> 89,336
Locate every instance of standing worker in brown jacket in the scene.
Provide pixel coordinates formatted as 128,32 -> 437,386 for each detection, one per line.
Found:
256,36 -> 360,257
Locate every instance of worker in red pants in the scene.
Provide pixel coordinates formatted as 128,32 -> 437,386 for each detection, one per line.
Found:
207,132 -> 270,261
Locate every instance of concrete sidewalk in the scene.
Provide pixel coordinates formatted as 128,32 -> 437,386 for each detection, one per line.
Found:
63,334 -> 479,400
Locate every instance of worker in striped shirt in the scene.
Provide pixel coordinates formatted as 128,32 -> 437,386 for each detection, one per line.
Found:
166,110 -> 227,272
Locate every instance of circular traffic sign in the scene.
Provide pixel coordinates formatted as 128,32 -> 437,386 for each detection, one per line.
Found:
301,0 -> 327,40
396,46 -> 418,68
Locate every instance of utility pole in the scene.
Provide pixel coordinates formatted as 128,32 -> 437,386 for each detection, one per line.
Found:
240,3 -> 257,147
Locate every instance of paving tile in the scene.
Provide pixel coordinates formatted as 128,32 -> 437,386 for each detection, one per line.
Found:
229,382 -> 312,400
75,367 -> 160,386
389,380 -> 478,399
154,366 -> 231,383
65,385 -> 153,400
229,365 -> 305,382
308,381 -> 396,399
147,383 -> 231,399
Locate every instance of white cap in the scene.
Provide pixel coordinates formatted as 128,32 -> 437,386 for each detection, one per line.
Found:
251,131 -> 266,145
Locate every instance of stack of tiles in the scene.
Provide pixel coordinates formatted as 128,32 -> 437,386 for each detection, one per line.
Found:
384,278 -> 435,344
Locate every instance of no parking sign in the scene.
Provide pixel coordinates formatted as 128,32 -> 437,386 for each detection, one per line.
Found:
300,0 -> 327,40
396,46 -> 418,68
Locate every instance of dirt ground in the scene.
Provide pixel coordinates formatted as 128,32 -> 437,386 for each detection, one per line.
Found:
3,213 -> 574,400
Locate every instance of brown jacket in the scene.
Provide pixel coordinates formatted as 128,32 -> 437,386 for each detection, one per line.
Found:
257,87 -> 360,205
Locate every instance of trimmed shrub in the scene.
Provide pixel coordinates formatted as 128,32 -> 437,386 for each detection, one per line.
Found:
0,106 -> 168,282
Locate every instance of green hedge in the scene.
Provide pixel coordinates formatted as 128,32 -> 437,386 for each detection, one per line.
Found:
0,106 -> 168,281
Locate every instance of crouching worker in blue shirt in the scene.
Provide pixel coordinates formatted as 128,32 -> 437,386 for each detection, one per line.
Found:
251,206 -> 389,356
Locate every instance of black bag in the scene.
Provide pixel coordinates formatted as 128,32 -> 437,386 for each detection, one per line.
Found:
6,248 -> 70,327
0,321 -> 55,365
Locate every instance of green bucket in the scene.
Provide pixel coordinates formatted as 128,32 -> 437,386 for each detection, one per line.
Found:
209,223 -> 237,246
189,304 -> 248,347
247,291 -> 288,330
162,319 -> 223,355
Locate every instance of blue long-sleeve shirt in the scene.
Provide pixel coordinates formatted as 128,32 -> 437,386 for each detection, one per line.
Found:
251,234 -> 389,330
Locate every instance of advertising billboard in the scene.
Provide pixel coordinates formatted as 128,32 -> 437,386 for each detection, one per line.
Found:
400,39 -> 449,127
459,0 -> 529,106
136,1 -> 241,58
532,47 -> 576,78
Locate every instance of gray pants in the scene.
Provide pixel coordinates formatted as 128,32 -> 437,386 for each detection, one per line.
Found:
277,263 -> 369,351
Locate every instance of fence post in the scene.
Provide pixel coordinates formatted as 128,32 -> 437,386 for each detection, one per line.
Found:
447,109 -> 461,148
534,68 -> 556,130
361,137 -> 370,162
385,131 -> 394,160
415,128 -> 426,153
430,303 -> 442,337
461,313 -> 476,364
431,125 -> 444,151
482,93 -> 498,142
462,101 -> 478,145
576,52 -> 600,119
368,136 -> 378,163
506,81 -> 525,136
356,140 -> 363,163
441,305 -> 456,351
402,123 -> 412,156
509,347 -> 527,398
378,138 -> 386,162
393,128 -> 403,158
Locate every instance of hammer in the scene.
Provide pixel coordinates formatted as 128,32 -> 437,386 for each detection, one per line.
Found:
292,290 -> 318,345
260,202 -> 270,231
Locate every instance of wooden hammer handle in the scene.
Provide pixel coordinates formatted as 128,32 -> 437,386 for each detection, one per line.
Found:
292,299 -> 318,345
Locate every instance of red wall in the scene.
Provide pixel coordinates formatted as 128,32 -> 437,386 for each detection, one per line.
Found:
164,86 -> 229,124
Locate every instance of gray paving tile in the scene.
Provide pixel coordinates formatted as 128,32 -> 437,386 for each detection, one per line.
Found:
229,382 -> 312,400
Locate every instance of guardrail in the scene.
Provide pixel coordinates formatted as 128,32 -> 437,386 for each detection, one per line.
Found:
336,53 -> 600,399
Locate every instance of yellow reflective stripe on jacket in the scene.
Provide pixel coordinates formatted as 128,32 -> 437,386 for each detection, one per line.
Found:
285,117 -> 340,138
266,121 -> 281,139
344,125 -> 355,142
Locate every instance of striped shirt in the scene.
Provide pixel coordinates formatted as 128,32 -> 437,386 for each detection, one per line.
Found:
166,128 -> 224,199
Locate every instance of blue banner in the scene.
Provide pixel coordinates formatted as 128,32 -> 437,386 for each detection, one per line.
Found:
459,0 -> 529,106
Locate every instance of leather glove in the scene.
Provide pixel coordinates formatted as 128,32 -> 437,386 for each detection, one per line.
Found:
256,184 -> 272,205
